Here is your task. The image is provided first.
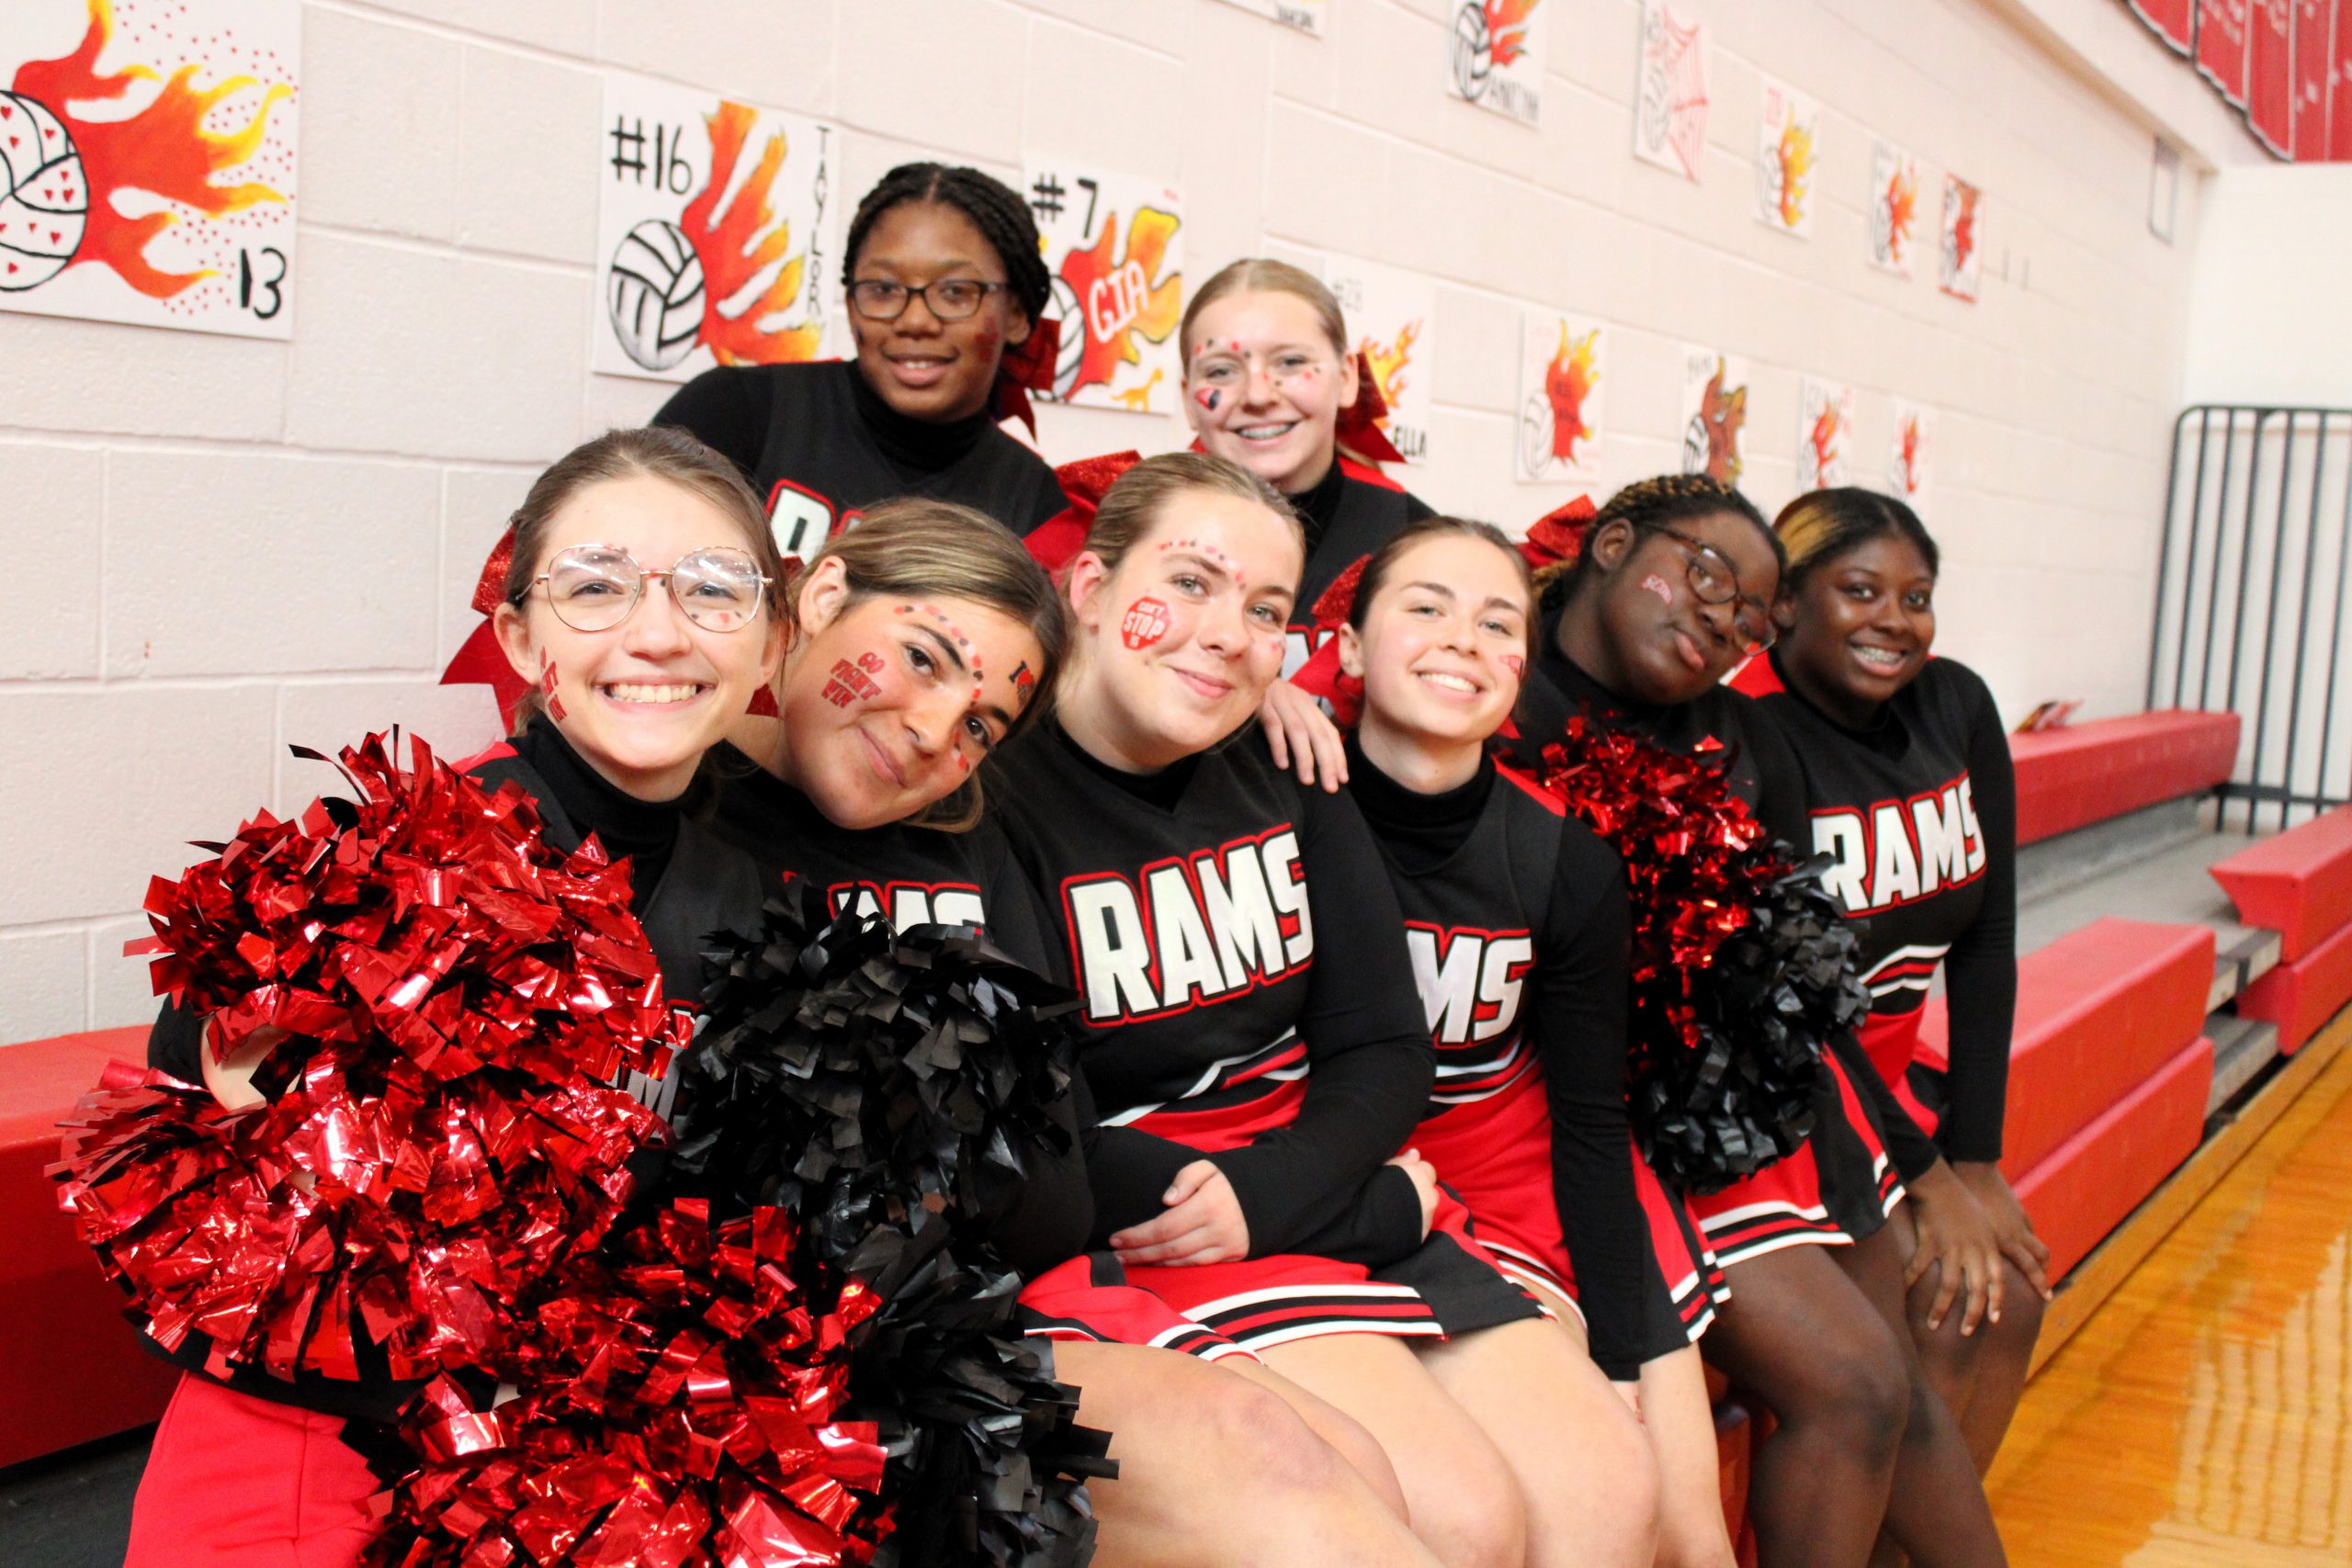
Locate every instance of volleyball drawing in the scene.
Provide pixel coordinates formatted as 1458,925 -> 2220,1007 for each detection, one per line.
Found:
1045,274 -> 1086,397
607,219 -> 707,372
0,90 -> 88,292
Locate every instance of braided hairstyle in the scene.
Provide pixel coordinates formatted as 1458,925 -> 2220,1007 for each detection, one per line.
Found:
842,163 -> 1052,329
1540,473 -> 1778,603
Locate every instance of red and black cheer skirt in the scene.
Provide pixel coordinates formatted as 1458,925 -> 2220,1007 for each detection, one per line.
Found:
126,1374 -> 381,1568
1860,1007 -> 1944,1137
1412,1073 -> 1726,1359
1686,1043 -> 1905,1267
1064,1081 -> 1544,1355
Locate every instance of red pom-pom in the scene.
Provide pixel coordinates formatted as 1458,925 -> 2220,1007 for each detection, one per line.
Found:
53,733 -> 690,1382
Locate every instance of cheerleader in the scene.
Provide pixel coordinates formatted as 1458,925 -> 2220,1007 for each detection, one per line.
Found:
1336,514 -> 1734,1568
1730,489 -> 2046,1474
698,496 -> 1442,1567
129,427 -> 794,1566
654,162 -> 1068,555
1179,258 -> 1435,789
996,451 -> 1665,1568
1520,475 -> 2007,1568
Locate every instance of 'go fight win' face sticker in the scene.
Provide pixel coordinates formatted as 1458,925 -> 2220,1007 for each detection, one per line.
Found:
1121,597 -> 1170,649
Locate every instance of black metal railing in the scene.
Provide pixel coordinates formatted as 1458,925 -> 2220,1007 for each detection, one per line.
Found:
2146,406 -> 2352,832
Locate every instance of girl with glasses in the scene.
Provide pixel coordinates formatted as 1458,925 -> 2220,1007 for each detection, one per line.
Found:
651,162 -> 1068,558
1520,473 -> 2008,1568
1730,489 -> 2045,1490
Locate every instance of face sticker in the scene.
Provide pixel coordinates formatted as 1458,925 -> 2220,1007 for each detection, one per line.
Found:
856,650 -> 885,674
1640,572 -> 1677,606
1499,653 -> 1526,681
1195,387 -> 1220,412
539,655 -> 566,722
1121,597 -> 1170,650
1011,660 -> 1036,705
822,656 -> 882,708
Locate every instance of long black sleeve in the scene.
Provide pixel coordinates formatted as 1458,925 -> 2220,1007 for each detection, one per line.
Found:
1935,673 -> 2018,1162
1203,782 -> 1436,1256
990,1059 -> 1095,1278
1537,829 -> 1648,1378
147,1000 -> 203,1084
653,367 -> 769,484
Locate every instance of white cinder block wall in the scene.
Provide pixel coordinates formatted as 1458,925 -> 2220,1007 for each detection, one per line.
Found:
0,0 -> 2250,1036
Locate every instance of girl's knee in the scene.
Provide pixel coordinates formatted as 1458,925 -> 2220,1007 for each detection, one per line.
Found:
1194,1373 -> 1353,1496
1409,1437 -> 1529,1568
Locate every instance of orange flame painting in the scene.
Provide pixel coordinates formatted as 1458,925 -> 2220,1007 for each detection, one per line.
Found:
1057,205 -> 1182,399
1485,0 -> 1539,68
1360,319 -> 1420,445
1544,321 -> 1600,464
1951,183 -> 1980,273
6,0 -> 290,301
1808,402 -> 1844,479
1774,118 -> 1815,230
1895,412 -> 1924,495
1883,165 -> 1918,265
1695,359 -> 1746,484
680,101 -> 820,366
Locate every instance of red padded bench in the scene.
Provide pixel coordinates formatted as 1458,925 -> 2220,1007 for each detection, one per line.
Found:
2008,710 -> 2239,845
2012,1034 -> 2213,1280
2236,917 -> 2352,1055
0,1026 -> 179,1468
2209,803 -> 2352,962
1915,918 -> 2216,1179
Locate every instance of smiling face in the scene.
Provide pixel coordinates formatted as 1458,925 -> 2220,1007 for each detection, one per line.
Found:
1775,531 -> 1937,722
495,472 -> 785,800
1575,510 -> 1781,706
1064,490 -> 1303,772
847,199 -> 1031,423
1182,289 -> 1359,495
773,558 -> 1046,829
1343,534 -> 1532,760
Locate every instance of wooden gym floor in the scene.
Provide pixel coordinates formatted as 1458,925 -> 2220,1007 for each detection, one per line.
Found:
1986,1036 -> 2352,1565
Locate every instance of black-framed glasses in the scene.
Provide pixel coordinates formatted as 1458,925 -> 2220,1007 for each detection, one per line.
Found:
524,546 -> 770,633
1649,525 -> 1779,654
847,278 -> 1007,321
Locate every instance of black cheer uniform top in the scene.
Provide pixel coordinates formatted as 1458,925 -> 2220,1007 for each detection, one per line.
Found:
1349,740 -> 1648,1373
1282,457 -> 1434,678
1734,654 -> 2018,1164
993,721 -> 1435,1265
1516,588 -> 1943,1186
704,747 -> 1093,1269
141,720 -> 766,1420
655,358 -> 1068,556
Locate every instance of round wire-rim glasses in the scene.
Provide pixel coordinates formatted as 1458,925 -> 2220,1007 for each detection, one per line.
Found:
524,545 -> 771,634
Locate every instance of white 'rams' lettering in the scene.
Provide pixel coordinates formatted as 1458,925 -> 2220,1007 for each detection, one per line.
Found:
1811,776 -> 1984,915
1063,829 -> 1314,1021
1407,926 -> 1536,1045
828,881 -> 987,932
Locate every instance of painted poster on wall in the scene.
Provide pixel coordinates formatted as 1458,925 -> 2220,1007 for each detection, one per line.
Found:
2292,0 -> 2331,160
1515,310 -> 1604,484
1,0 -> 298,338
1797,377 -> 1854,491
1939,175 -> 1983,302
1210,0 -> 1326,37
1888,400 -> 1931,504
1445,2 -> 1545,128
1755,76 -> 1818,237
1323,254 -> 1436,465
1634,3 -> 1710,181
595,73 -> 842,382
2198,0 -> 2251,107
1024,159 -> 1184,416
1867,140 -> 1923,277
2129,1 -> 2196,53
1679,346 -> 1751,487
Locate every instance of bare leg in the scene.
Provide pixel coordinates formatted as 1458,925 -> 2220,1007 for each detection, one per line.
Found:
1701,1244 -> 1910,1568
1834,1226 -> 2008,1568
1224,1354 -> 1410,1518
1419,1314 -> 1662,1568
1886,1203 -> 2043,1473
1640,1343 -> 1740,1568
1054,1340 -> 1444,1568
1260,1334 -> 1530,1568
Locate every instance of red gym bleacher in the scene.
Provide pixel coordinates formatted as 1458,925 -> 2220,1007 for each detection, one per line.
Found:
2212,806 -> 2352,1055
2008,710 -> 2239,845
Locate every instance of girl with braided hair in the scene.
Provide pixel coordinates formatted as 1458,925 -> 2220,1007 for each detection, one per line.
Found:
654,162 -> 1069,558
1518,473 -> 2010,1568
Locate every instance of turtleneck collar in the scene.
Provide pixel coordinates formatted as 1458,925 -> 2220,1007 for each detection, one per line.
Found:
1345,732 -> 1495,874
1283,456 -> 1347,557
511,719 -> 684,908
844,358 -> 994,473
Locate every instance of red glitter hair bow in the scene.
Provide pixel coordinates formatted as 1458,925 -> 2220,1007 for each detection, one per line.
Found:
1287,555 -> 1374,728
1023,449 -> 1144,576
992,315 -> 1062,439
1520,494 -> 1598,572
1334,347 -> 1408,467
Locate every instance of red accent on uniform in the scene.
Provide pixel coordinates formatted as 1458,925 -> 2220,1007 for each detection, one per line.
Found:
124,1375 -> 380,1568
